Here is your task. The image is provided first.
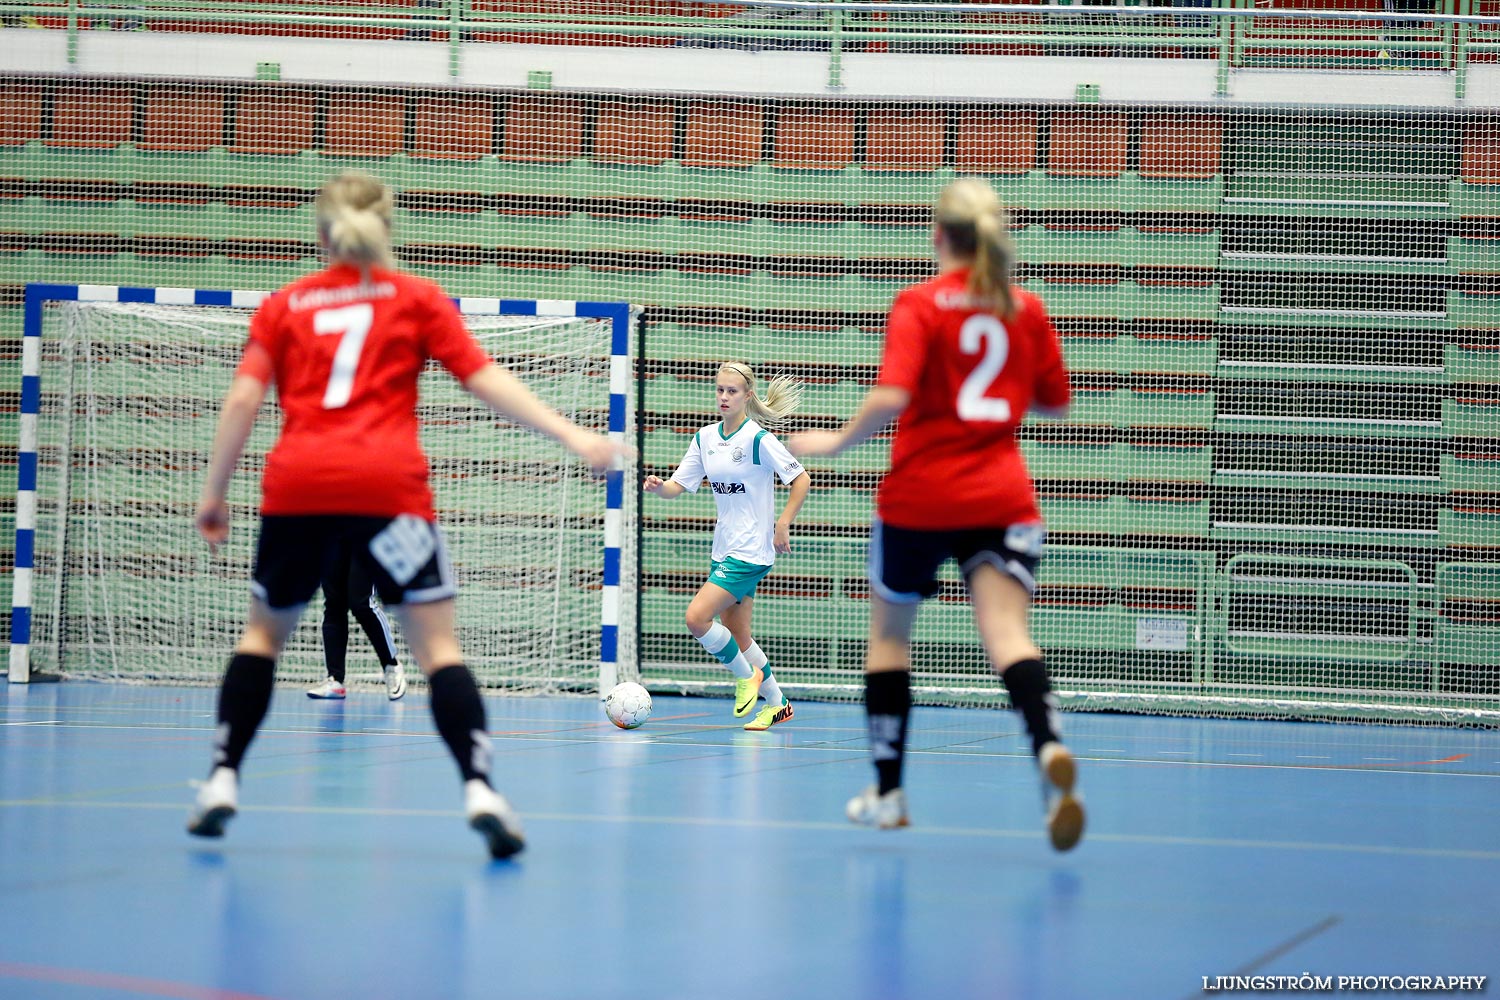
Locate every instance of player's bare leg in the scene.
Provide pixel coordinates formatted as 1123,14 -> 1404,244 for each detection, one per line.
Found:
970,564 -> 1084,852
848,594 -> 920,828
686,583 -> 761,716
189,599 -> 303,838
397,598 -> 522,859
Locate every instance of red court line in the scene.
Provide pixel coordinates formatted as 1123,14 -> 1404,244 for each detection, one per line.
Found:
0,962 -> 278,1000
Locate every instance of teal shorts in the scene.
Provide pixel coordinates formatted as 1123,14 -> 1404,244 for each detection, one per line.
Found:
707,557 -> 773,602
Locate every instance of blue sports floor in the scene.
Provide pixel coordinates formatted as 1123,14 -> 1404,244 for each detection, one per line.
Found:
1,682 -> 1497,1000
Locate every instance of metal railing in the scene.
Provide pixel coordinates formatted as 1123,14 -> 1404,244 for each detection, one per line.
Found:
4,0 -> 1498,98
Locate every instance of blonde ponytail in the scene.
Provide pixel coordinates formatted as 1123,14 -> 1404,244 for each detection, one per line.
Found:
719,362 -> 801,428
315,170 -> 394,269
936,177 -> 1016,317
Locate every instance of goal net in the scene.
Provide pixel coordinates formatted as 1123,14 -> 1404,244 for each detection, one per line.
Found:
14,293 -> 637,693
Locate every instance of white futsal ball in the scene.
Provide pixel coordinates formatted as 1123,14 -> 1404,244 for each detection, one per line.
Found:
604,682 -> 652,730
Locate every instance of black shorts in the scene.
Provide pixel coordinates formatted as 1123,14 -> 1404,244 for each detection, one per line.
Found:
869,519 -> 1044,604
252,514 -> 456,610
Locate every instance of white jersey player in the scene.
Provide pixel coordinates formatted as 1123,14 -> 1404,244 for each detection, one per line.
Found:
643,362 -> 811,730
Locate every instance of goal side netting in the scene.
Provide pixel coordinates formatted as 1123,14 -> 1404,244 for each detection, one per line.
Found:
11,292 -> 637,694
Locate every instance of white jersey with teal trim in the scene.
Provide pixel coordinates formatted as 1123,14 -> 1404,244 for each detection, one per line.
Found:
669,418 -> 805,566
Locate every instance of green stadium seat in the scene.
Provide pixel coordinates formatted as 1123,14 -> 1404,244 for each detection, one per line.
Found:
764,218 -> 859,258
1445,344 -> 1500,383
677,164 -> 758,204
850,166 -> 952,208
1434,563 -> 1500,665
1441,454 -> 1500,492
1059,334 -> 1117,374
1028,175 -> 1132,213
578,161 -> 681,202
1032,279 -> 1123,320
796,379 -> 867,417
800,485 -> 875,527
581,213 -> 672,254
1131,176 -> 1223,214
491,159 -> 585,199
1117,387 -> 1215,429
1115,495 -> 1210,537
2,140 -> 137,184
1130,228 -> 1220,269
763,165 -> 854,206
1450,237 -> 1500,275
1449,290 -> 1500,330
394,206 -> 491,247
1016,226 -> 1127,267
1443,398 -> 1500,438
134,200 -> 226,240
222,149 -> 326,191
1120,443 -> 1213,483
1022,440 -> 1117,481
403,152 -> 498,196
1040,494 -> 1112,533
1439,507 -> 1500,548
678,216 -> 751,256
1449,179 -> 1500,219
1130,281 -> 1220,322
0,195 -> 132,237
1119,334 -> 1217,375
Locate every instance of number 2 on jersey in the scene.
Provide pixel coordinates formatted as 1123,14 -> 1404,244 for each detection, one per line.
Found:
314,303 -> 374,409
956,314 -> 1012,422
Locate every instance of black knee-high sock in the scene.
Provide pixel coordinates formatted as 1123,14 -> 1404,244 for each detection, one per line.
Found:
213,653 -> 276,773
1001,658 -> 1060,756
428,665 -> 492,785
865,670 -> 911,795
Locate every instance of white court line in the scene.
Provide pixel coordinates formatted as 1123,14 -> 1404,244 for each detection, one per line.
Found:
1,798 -> 1497,862
10,722 -> 1500,781
0,720 -> 60,726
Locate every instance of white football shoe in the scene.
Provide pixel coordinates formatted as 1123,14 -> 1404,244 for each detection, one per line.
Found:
187,766 -> 238,838
846,785 -> 910,829
306,677 -> 347,700
383,662 -> 407,701
464,779 -> 525,859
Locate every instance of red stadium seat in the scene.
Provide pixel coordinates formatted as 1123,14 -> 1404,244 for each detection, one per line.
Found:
1462,128 -> 1500,184
773,106 -> 856,170
230,86 -> 315,156
866,108 -> 945,172
141,85 -> 227,153
683,100 -> 764,168
324,92 -> 407,158
49,82 -> 134,149
1140,113 -> 1223,179
954,110 -> 1038,175
0,83 -> 44,146
501,94 -> 585,163
413,95 -> 495,160
595,98 -> 675,165
1049,110 -> 1128,178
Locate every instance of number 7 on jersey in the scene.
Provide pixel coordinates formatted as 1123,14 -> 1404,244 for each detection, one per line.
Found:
314,303 -> 374,409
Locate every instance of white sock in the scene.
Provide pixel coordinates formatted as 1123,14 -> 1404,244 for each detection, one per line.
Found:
744,642 -> 785,705
697,622 -> 753,680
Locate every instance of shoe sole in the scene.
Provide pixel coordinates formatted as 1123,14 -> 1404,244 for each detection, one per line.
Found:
1042,745 -> 1076,796
470,813 -> 525,860
307,692 -> 346,700
388,679 -> 406,701
1048,795 -> 1085,852
187,804 -> 235,838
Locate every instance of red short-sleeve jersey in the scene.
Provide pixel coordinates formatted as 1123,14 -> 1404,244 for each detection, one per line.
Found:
874,269 -> 1070,530
239,264 -> 493,520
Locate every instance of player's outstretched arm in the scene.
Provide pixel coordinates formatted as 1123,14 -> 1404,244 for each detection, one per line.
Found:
788,386 -> 910,459
196,373 -> 269,551
463,363 -> 631,476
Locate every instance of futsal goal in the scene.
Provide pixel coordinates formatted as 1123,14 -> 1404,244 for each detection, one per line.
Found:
9,283 -> 638,695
